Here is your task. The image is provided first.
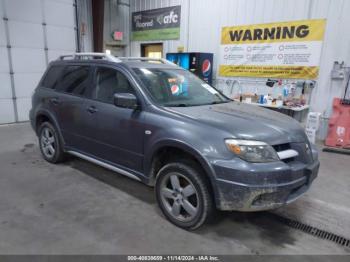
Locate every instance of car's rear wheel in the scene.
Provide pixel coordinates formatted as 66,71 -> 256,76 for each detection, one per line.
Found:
155,161 -> 214,230
38,122 -> 65,163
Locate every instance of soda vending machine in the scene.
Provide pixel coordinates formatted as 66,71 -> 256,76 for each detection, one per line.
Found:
166,52 -> 214,85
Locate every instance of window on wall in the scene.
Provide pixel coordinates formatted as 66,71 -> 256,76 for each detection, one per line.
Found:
141,43 -> 163,58
94,67 -> 135,104
58,66 -> 91,96
147,52 -> 162,59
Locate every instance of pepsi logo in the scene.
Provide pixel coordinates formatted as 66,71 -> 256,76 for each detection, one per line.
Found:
202,59 -> 211,77
171,85 -> 179,95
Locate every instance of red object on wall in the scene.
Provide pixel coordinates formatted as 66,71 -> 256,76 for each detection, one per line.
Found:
113,31 -> 123,41
325,98 -> 350,148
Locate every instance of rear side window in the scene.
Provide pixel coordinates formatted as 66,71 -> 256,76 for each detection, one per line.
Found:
58,65 -> 91,96
41,66 -> 64,89
94,67 -> 135,104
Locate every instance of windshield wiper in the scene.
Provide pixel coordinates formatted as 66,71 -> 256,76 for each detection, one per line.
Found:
164,103 -> 188,107
210,100 -> 230,105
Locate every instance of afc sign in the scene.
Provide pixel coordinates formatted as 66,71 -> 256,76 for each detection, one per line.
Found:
161,11 -> 178,24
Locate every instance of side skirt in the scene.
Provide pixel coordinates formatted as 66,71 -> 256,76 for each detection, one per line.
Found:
67,150 -> 142,182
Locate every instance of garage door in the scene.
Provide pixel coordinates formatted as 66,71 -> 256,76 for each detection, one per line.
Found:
0,0 -> 77,124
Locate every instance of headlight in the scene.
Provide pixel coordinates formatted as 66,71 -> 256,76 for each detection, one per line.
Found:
225,139 -> 279,163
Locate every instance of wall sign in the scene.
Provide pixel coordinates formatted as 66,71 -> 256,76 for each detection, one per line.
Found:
131,6 -> 181,41
219,19 -> 326,79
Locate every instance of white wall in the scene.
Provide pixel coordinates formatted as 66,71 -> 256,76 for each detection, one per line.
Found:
77,0 -> 93,52
130,0 -> 350,133
0,0 -> 77,124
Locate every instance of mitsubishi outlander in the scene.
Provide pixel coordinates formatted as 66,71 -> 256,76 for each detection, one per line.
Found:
30,53 -> 319,230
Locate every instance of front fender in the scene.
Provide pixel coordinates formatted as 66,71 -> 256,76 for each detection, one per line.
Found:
144,139 -> 216,179
143,138 -> 221,204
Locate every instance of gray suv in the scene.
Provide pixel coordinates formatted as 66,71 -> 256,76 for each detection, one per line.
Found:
30,53 -> 319,230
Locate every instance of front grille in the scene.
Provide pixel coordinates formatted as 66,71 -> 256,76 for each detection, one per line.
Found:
273,143 -> 291,152
273,143 -> 295,163
283,157 -> 295,163
273,142 -> 312,164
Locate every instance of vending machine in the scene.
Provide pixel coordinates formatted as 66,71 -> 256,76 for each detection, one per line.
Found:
166,52 -> 214,85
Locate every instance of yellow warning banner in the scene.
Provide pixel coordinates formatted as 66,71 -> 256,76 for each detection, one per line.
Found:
219,19 -> 326,79
221,19 -> 326,45
219,65 -> 319,79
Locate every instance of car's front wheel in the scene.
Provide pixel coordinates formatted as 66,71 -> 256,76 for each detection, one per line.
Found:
155,161 -> 214,230
38,122 -> 65,163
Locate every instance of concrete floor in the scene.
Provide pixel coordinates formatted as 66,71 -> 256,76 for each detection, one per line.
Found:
0,122 -> 349,255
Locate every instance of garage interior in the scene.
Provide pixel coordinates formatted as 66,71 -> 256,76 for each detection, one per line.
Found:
1,0 -> 350,258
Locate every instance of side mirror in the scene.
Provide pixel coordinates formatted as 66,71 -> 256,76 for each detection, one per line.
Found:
113,93 -> 139,109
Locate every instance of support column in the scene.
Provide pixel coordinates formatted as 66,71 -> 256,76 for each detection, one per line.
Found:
92,0 -> 104,52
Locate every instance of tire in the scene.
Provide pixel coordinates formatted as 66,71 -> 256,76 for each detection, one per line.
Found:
155,161 -> 214,230
38,121 -> 66,163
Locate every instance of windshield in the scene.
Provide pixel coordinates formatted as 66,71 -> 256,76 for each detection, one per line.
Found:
133,68 -> 230,107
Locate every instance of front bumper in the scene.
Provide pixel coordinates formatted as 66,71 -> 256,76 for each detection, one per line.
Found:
212,158 -> 319,211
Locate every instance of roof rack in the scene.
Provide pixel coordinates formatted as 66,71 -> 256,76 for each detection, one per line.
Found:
118,57 -> 176,66
57,53 -> 176,66
58,52 -> 122,63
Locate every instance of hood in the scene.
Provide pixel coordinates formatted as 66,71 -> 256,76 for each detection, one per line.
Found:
166,102 -> 308,145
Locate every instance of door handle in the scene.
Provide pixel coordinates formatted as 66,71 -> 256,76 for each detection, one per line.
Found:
49,97 -> 60,105
87,106 -> 98,114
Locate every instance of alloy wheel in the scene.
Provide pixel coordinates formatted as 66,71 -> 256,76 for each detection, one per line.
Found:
40,127 -> 56,158
159,172 -> 199,222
